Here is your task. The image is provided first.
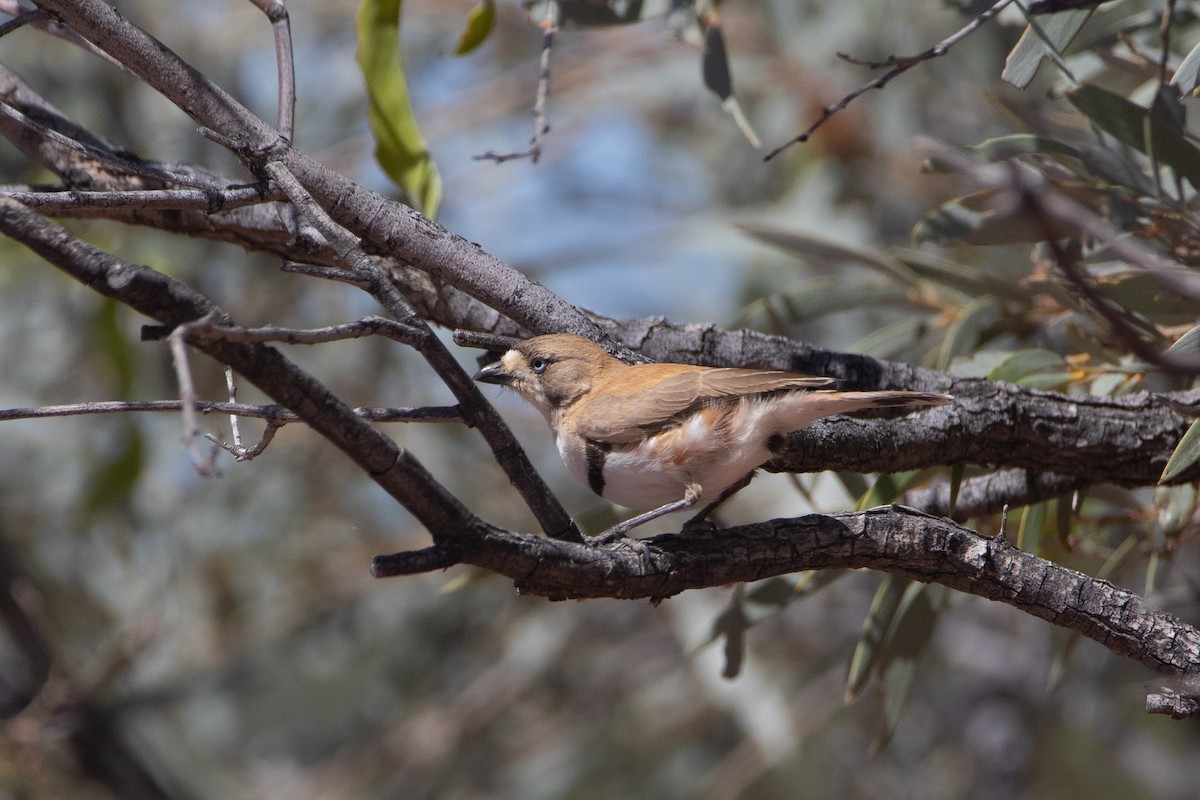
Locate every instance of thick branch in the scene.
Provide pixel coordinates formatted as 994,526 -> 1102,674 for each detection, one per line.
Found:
375,506 -> 1200,678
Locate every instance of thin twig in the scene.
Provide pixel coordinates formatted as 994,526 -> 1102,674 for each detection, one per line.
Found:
184,315 -> 425,347
167,316 -> 222,476
0,185 -> 277,212
0,399 -> 462,424
475,17 -> 556,164
247,0 -> 295,141
221,366 -> 245,454
0,103 -> 225,191
765,0 -> 1016,161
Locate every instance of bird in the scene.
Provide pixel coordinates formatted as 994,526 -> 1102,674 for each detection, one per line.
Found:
474,334 -> 952,539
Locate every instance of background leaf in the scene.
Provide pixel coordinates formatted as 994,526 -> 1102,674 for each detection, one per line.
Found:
356,0 -> 442,217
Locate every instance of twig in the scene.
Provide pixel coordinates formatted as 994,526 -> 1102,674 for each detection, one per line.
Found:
279,261 -> 365,286
167,316 -> 222,476
0,400 -> 463,424
183,315 -> 425,346
0,103 -> 224,191
247,0 -> 295,141
474,17 -> 555,164
452,329 -> 523,353
0,185 -> 277,212
765,0 -> 1016,161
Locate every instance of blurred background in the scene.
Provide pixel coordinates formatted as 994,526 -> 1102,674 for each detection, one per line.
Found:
0,0 -> 1198,798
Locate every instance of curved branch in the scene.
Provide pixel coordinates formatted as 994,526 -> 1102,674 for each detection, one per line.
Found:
374,505 -> 1200,679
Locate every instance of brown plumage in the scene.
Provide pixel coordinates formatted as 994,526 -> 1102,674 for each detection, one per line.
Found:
476,334 -> 951,537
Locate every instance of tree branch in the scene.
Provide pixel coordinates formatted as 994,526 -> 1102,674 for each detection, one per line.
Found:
372,504 -> 1200,679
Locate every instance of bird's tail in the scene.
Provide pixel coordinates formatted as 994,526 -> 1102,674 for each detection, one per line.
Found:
765,389 -> 952,432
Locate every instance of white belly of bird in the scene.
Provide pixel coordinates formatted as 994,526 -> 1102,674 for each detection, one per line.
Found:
561,399 -> 779,512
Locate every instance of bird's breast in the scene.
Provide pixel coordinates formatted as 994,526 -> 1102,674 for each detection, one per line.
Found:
559,400 -> 780,512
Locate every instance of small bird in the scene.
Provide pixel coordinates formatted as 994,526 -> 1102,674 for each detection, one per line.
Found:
475,334 -> 951,538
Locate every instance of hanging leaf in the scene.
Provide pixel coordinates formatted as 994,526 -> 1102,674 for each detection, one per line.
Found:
738,224 -> 919,285
1067,83 -> 1200,190
856,471 -> 922,511
846,575 -> 908,702
874,584 -> 944,751
1002,8 -> 1091,89
936,296 -> 1002,370
1017,502 -> 1047,553
986,349 -> 1067,384
453,0 -> 495,56
1166,322 -> 1200,354
1161,418 -> 1200,483
701,22 -> 761,148
356,0 -> 442,217
1172,39 -> 1200,94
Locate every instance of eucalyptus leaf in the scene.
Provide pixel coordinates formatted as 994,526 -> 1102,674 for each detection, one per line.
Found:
986,349 -> 1065,384
1068,83 -> 1200,190
356,0 -> 442,217
1166,323 -> 1200,354
846,575 -> 907,702
453,0 -> 495,56
1002,8 -> 1091,89
1161,417 -> 1200,483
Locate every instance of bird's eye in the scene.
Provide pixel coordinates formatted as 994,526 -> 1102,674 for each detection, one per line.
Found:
530,357 -> 548,374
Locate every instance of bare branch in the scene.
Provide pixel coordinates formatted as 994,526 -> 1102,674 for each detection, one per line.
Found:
168,315 -> 222,476
0,401 -> 462,424
475,17 -> 555,164
765,0 -> 1016,161
246,0 -> 295,141
372,504 -> 1200,679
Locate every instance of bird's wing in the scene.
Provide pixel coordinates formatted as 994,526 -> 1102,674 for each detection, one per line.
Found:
578,367 -> 835,444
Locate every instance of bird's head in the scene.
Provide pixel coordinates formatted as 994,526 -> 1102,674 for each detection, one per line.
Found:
474,334 -> 620,419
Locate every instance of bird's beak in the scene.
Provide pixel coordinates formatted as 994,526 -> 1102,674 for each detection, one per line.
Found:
474,360 -> 513,386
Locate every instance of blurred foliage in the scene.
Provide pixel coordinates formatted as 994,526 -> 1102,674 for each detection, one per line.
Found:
1,1 -> 1200,800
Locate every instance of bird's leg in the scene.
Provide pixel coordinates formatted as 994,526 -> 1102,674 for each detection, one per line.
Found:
682,471 -> 756,531
586,483 -> 703,545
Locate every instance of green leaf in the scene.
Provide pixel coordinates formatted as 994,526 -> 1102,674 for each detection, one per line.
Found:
1067,83 -> 1200,190
1017,501 -> 1047,553
740,224 -> 919,285
1172,39 -> 1200,94
846,575 -> 908,702
856,471 -> 922,511
1161,417 -> 1200,483
986,349 -> 1065,384
936,296 -> 1002,371
356,0 -> 442,217
1166,322 -> 1200,354
453,0 -> 495,56
947,463 -> 965,518
700,23 -> 761,148
875,584 -> 944,751
1095,270 -> 1199,327
968,134 -> 1081,163
1054,495 -> 1074,551
1002,8 -> 1091,89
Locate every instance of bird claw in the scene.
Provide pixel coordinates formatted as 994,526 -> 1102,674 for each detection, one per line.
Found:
681,515 -> 720,535
584,528 -> 630,547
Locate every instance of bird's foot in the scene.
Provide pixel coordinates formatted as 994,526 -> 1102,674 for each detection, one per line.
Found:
680,514 -> 720,535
